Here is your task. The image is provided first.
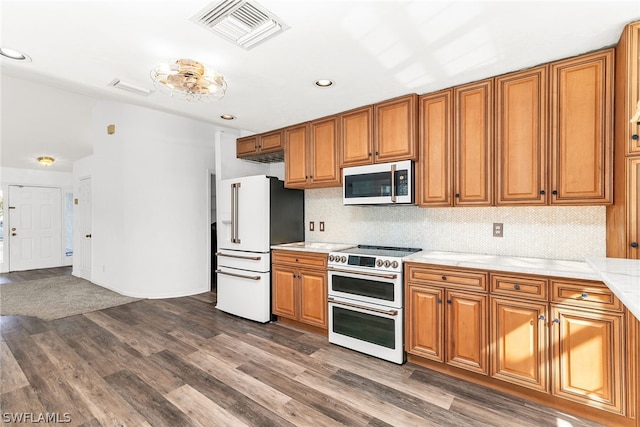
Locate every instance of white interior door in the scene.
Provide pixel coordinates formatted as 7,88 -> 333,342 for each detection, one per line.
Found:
77,177 -> 92,280
8,186 -> 63,271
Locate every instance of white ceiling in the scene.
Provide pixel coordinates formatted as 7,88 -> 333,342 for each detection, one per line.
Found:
1,0 -> 639,172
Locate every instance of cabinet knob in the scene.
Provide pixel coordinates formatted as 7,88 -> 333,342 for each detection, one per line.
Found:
552,190 -> 558,195
553,318 -> 560,324
446,300 -> 452,304
455,193 -> 460,198
631,242 -> 639,248
539,190 -> 545,195
375,151 -> 379,156
632,134 -> 639,140
580,293 -> 588,299
514,284 -> 520,290
441,275 -> 447,281
437,298 -> 442,303
539,315 -> 546,321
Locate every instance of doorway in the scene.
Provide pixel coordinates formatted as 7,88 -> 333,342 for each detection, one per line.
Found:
8,185 -> 63,272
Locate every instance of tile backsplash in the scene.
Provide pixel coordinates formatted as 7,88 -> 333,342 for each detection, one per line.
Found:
304,188 -> 606,261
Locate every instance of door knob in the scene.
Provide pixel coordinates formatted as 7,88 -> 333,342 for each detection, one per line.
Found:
11,233 -> 17,236
85,234 -> 92,238
11,228 -> 16,231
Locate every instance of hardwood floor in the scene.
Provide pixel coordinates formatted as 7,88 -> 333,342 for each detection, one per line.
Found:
0,270 -> 604,427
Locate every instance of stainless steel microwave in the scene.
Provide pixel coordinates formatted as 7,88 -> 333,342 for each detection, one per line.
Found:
343,160 -> 414,205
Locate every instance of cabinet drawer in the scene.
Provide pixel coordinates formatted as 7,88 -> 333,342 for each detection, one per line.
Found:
490,274 -> 548,301
551,280 -> 622,311
272,250 -> 327,269
406,264 -> 487,291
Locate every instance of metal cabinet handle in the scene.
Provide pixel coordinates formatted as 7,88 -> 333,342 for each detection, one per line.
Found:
539,315 -> 546,321
553,318 -> 560,324
514,284 -> 520,290
215,269 -> 260,281
580,293 -> 588,299
631,242 -> 639,248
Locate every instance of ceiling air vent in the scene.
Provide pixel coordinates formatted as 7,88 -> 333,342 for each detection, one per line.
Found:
191,0 -> 289,50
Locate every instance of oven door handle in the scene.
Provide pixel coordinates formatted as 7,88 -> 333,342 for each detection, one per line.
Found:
327,267 -> 397,280
328,297 -> 398,316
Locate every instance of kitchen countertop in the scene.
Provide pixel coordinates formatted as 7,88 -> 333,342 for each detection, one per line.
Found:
403,250 -> 600,281
586,257 -> 640,321
271,242 -> 356,253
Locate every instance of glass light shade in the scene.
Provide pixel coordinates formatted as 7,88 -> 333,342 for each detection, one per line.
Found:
37,156 -> 55,166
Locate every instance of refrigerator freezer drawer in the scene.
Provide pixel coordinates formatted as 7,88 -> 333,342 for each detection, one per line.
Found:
215,267 -> 271,323
216,249 -> 270,272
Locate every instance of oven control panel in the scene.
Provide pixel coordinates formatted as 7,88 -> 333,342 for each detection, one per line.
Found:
328,253 -> 401,271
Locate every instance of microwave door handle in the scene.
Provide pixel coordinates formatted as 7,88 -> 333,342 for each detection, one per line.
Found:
390,164 -> 397,203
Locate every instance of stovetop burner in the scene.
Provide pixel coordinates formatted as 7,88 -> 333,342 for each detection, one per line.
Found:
338,245 -> 422,258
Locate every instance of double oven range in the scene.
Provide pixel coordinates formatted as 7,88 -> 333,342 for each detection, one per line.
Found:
327,245 -> 421,364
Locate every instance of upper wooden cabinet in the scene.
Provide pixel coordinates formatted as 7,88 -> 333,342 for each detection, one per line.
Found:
374,94 -> 419,163
496,66 -> 548,206
340,105 -> 374,167
418,90 -> 453,207
550,49 -> 613,205
284,118 -> 341,189
616,22 -> 640,156
237,129 -> 284,160
454,78 -> 494,206
342,94 -> 418,167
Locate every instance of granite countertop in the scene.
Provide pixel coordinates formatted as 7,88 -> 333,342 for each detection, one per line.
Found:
271,241 -> 356,253
403,250 -> 600,281
586,257 -> 640,321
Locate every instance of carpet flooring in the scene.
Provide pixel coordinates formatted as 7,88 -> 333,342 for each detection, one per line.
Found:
0,275 -> 141,320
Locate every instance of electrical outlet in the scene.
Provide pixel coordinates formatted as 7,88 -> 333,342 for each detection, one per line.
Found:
493,223 -> 503,237
319,221 -> 325,232
309,221 -> 315,231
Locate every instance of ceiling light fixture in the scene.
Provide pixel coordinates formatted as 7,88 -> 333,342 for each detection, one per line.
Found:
220,114 -> 236,120
315,79 -> 334,87
150,59 -> 227,101
37,156 -> 55,167
0,47 -> 31,62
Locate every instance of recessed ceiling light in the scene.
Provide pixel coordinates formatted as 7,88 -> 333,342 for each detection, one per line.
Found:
220,114 -> 236,120
315,79 -> 334,87
0,47 -> 31,62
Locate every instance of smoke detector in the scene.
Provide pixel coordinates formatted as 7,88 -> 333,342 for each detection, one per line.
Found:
191,0 -> 289,50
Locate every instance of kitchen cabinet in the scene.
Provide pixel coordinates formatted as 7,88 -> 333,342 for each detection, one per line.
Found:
495,66 -> 548,205
374,94 -> 419,163
405,264 -> 489,375
340,105 -> 374,167
272,250 -> 328,330
550,49 -> 613,205
608,21 -> 640,259
284,118 -> 341,189
236,129 -> 284,160
453,78 -> 494,206
417,90 -> 453,206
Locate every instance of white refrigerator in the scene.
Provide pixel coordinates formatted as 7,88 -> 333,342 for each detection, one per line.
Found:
215,175 -> 304,322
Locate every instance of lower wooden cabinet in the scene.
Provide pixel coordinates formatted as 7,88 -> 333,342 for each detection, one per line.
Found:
272,250 -> 328,330
491,297 -> 549,392
406,264 -> 634,425
551,304 -> 624,414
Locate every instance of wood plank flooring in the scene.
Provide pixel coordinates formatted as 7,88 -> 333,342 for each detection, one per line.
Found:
0,269 -> 605,427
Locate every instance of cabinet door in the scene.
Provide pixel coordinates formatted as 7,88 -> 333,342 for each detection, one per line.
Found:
341,106 -> 374,167
260,130 -> 284,153
496,66 -> 548,205
299,268 -> 328,328
551,305 -> 624,414
445,290 -> 488,375
310,116 -> 341,188
454,79 -> 494,206
237,135 -> 259,158
491,297 -> 549,392
406,284 -> 444,362
284,123 -> 310,188
617,22 -> 640,156
550,49 -> 613,204
629,157 -> 640,259
374,94 -> 418,163
272,265 -> 297,319
418,90 -> 453,207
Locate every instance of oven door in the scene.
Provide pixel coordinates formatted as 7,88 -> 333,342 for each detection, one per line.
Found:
328,296 -> 404,364
328,267 -> 402,308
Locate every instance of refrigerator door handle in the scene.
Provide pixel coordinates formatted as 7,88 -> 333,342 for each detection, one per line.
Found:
215,269 -> 260,281
231,182 -> 241,244
215,252 -> 262,261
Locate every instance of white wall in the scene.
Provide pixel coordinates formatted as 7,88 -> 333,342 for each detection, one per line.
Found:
89,101 -> 218,298
0,167 -> 74,272
304,187 -> 606,261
